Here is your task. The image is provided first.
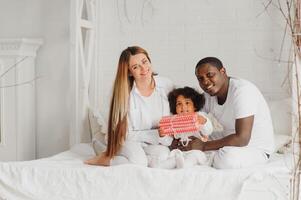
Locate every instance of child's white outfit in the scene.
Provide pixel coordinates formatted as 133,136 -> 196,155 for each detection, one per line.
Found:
147,112 -> 213,169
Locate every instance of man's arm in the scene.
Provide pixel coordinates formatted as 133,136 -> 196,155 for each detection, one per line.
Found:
180,115 -> 254,151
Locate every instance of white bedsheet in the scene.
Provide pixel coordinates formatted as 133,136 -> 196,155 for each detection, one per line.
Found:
0,143 -> 292,200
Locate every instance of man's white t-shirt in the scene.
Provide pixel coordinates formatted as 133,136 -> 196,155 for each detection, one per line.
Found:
203,78 -> 275,154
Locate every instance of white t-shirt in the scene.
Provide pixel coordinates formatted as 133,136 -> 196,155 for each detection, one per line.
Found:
127,76 -> 174,145
203,78 -> 275,154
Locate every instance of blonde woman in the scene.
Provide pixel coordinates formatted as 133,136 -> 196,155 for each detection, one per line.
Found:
85,46 -> 174,166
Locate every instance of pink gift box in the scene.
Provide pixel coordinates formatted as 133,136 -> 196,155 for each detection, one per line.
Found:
159,113 -> 200,136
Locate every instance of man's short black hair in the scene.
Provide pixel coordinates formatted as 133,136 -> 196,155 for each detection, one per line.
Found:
168,86 -> 205,114
195,57 -> 224,72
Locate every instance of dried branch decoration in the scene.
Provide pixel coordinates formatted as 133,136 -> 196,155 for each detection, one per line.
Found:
260,0 -> 301,199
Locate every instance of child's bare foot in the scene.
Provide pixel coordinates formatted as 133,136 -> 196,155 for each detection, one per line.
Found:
84,153 -> 110,166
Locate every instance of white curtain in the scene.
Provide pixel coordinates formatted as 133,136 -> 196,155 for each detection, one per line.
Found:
69,0 -> 99,146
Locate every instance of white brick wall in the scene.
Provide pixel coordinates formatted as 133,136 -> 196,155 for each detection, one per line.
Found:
97,0 -> 291,120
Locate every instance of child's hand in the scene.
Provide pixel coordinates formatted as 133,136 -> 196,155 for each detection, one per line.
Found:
200,134 -> 208,142
197,115 -> 207,125
158,127 -> 165,137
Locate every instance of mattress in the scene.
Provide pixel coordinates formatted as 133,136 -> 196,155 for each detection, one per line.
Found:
0,143 -> 292,200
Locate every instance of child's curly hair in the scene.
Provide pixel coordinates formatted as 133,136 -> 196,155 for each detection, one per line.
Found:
168,86 -> 205,114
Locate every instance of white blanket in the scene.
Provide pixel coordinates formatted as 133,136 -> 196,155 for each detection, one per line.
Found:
0,144 -> 292,200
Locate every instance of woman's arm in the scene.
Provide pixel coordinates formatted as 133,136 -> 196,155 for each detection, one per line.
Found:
126,129 -> 172,146
127,129 -> 160,144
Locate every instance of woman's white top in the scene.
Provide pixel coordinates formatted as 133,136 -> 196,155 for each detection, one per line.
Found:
127,76 -> 174,146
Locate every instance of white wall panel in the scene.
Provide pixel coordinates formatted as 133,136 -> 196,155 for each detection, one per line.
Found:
0,0 -> 70,158
97,0 -> 291,121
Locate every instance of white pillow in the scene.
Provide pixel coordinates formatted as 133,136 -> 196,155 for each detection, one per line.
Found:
88,108 -> 107,155
268,98 -> 291,136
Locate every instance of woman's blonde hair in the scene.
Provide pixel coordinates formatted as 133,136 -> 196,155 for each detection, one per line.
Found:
105,46 -> 151,158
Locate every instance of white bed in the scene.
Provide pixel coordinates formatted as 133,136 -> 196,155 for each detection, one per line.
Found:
0,96 -> 295,200
0,143 -> 293,200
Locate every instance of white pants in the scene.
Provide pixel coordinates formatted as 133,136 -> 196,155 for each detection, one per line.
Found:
111,141 -> 208,169
110,141 -> 148,166
95,139 -> 268,169
210,146 -> 269,169
146,148 -> 208,169
208,132 -> 269,169
109,141 -> 172,167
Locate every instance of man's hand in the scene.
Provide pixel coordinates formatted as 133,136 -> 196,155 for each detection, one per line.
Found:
177,137 -> 206,151
190,138 -> 206,151
169,138 -> 181,150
